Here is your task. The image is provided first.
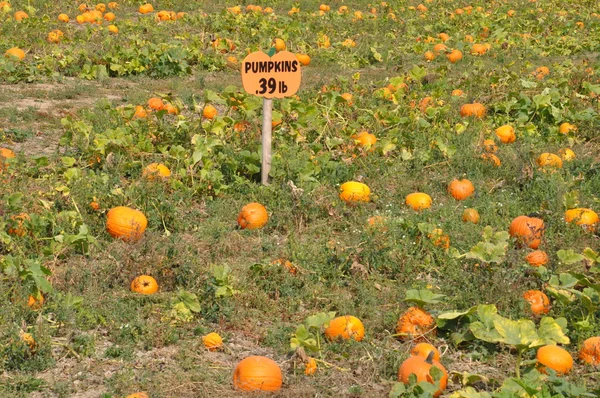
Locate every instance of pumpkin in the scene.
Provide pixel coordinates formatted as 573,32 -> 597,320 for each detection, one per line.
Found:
536,345 -> 573,375
536,153 -> 563,171
102,12 -> 115,21
509,215 -> 544,249
58,13 -> 69,22
352,131 -> 377,148
564,208 -> 598,231
438,33 -> 450,42
271,259 -> 297,275
108,2 -> 118,9
451,89 -> 464,96
202,332 -> 223,351
523,290 -> 550,315
20,332 -> 36,351
558,148 -> 575,161
143,163 -> 171,180
428,228 -> 450,248
481,153 -> 501,167
525,250 -> 549,267
470,43 -> 487,55
482,139 -> 497,153
233,356 -> 282,392
296,53 -> 311,66
305,357 -> 317,375
130,275 -> 159,295
448,179 -> 475,201
325,316 -> 365,341
134,105 -> 148,118
559,122 -> 576,134
339,181 -> 371,203
4,47 -> 25,61
237,202 -> 268,230
396,307 -> 436,341
398,352 -> 448,397
8,213 -> 29,236
274,38 -> 286,52
203,104 -> 218,119
460,103 -> 486,118
462,208 -> 480,224
446,49 -> 463,63
495,125 -> 516,143
424,51 -> 435,61
106,206 -> 148,241
405,192 -> 432,211
410,343 -> 440,361
139,4 -> 154,14
126,393 -> 149,398
27,293 -> 44,309
14,10 -> 28,20
164,103 -> 179,115
0,147 -> 16,172
579,337 -> 600,365
433,43 -> 447,54
341,92 -> 353,105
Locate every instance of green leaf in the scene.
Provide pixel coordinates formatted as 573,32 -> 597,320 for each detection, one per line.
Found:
404,289 -> 446,307
449,387 -> 492,398
306,312 -> 336,330
178,290 -> 201,313
493,317 -> 537,348
437,306 -> 478,320
556,249 -> 584,265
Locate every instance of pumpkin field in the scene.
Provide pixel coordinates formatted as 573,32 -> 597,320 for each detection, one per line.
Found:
2,0 -> 600,397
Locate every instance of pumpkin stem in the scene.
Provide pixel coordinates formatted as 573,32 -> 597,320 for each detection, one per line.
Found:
425,350 -> 435,364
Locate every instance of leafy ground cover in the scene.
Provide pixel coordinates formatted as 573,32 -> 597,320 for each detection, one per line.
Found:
1,0 -> 600,397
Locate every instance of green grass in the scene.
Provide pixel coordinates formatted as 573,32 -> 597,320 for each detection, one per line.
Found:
1,0 -> 600,397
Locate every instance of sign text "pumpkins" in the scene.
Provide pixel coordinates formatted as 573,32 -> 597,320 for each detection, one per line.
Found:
244,60 -> 299,74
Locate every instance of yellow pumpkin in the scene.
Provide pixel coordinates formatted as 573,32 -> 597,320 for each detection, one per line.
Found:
202,332 -> 223,351
405,192 -> 432,211
142,163 -> 171,180
339,181 -> 371,203
495,125 -> 516,143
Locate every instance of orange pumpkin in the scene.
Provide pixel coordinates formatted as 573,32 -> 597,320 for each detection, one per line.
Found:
558,148 -> 575,161
482,139 -> 497,153
142,163 -> 171,180
536,345 -> 573,375
0,147 -> 16,172
564,208 -> 598,231
103,12 -> 115,21
237,203 -> 268,230
460,103 -> 486,118
126,393 -> 149,398
296,53 -> 311,66
410,343 -> 440,361
536,153 -> 563,171
509,215 -> 544,249
495,125 -> 516,143
352,131 -> 377,148
130,275 -> 159,295
525,250 -> 549,267
559,122 -> 577,135
27,293 -> 44,310
202,332 -> 223,351
324,315 -> 365,341
304,357 -> 317,375
438,33 -> 450,42
134,105 -> 148,119
202,104 -> 218,119
446,49 -> 463,63
448,179 -> 475,200
523,290 -> 550,315
106,206 -> 148,241
58,13 -> 70,22
428,228 -> 450,249
398,352 -> 448,397
462,208 -> 480,224
14,10 -> 28,20
470,43 -> 487,55
433,43 -> 447,54
4,47 -> 25,61
424,51 -> 435,61
147,97 -> 164,111
8,213 -> 29,236
405,192 -> 432,211
339,181 -> 371,203
579,337 -> 600,366
481,153 -> 501,167
233,356 -> 282,392
396,307 -> 436,341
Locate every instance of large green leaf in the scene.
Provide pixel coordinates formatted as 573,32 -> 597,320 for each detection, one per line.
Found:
404,289 -> 446,307
493,317 -> 537,349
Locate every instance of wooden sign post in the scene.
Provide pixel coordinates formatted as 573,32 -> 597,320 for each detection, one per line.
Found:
241,49 -> 302,185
